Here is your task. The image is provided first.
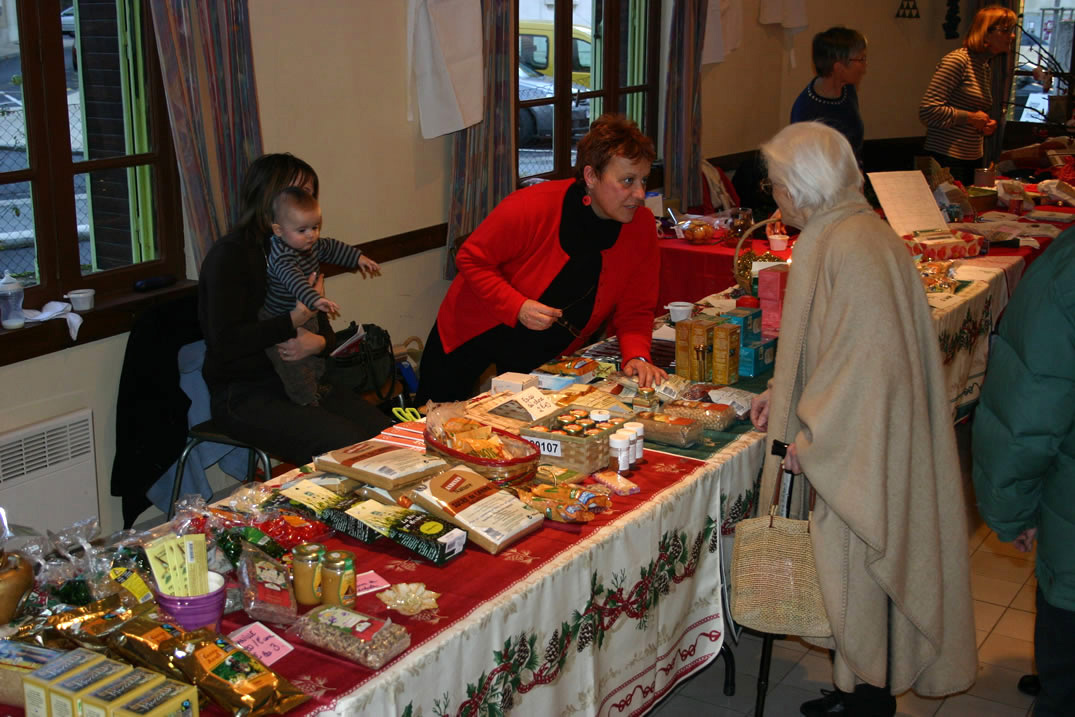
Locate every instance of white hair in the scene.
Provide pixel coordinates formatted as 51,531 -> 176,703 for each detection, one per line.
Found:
760,122 -> 863,214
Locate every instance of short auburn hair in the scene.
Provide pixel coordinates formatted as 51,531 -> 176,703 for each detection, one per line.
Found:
964,5 -> 1016,53
574,114 -> 656,180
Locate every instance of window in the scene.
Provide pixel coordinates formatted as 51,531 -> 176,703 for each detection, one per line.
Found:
516,0 -> 661,180
1006,0 -> 1075,124
0,0 -> 182,309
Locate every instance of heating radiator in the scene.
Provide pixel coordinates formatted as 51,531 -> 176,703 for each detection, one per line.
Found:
0,409 -> 98,534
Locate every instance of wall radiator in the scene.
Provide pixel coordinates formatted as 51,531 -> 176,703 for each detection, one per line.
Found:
0,409 -> 98,534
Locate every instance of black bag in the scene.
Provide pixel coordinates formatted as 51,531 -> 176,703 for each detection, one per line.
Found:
328,322 -> 395,401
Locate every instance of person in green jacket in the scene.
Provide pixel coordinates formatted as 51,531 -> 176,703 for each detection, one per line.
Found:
972,232 -> 1075,717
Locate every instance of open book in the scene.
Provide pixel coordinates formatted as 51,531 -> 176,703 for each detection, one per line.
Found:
330,324 -> 366,358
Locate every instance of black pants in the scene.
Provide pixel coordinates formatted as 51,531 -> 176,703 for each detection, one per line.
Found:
924,151 -> 981,187
415,322 -> 558,405
1034,586 -> 1075,716
210,373 -> 392,467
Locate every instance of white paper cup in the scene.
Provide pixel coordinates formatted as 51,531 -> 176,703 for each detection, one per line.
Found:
665,302 -> 693,322
64,289 -> 95,311
768,234 -> 789,252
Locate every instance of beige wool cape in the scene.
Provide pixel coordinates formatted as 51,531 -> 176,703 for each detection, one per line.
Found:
759,196 -> 977,696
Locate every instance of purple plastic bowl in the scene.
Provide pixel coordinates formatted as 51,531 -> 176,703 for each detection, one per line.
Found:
155,571 -> 226,632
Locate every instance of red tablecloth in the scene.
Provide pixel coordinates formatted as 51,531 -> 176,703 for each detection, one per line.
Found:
656,237 -> 793,314
4,451 -> 706,717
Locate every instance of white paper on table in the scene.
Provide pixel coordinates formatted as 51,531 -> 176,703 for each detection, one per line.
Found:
652,324 -> 676,341
926,292 -> 962,310
952,264 -> 1002,282
1026,208 -> 1073,222
867,171 -> 951,237
978,211 -> 1021,222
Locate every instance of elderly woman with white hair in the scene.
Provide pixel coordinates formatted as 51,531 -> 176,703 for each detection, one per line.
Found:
748,122 -> 976,717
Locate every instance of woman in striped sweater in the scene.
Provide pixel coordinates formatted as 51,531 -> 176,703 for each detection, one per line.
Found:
918,5 -> 1016,185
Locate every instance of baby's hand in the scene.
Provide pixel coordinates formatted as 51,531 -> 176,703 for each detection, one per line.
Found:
358,255 -> 381,277
314,296 -> 341,318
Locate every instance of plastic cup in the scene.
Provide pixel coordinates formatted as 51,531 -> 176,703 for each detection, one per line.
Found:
768,234 -> 789,251
665,302 -> 693,322
155,571 -> 227,632
64,289 -> 95,311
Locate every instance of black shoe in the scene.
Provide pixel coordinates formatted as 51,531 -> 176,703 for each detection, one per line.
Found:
801,688 -> 847,716
1017,674 -> 1040,696
850,684 -> 896,717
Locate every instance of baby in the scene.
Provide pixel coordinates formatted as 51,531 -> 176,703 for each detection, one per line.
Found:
261,186 -> 380,405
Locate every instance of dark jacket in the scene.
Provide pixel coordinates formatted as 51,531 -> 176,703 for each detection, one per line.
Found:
973,233 -> 1075,611
110,295 -> 202,527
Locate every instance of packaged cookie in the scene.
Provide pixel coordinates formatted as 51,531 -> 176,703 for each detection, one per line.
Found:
237,543 -> 297,626
287,605 -> 410,670
663,400 -> 737,431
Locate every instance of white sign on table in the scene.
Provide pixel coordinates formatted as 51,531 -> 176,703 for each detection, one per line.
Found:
867,170 -> 950,237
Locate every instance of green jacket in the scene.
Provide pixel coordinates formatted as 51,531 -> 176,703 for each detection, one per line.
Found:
973,232 -> 1075,611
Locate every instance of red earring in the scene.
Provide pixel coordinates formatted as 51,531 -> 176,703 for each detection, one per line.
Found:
582,195 -> 592,206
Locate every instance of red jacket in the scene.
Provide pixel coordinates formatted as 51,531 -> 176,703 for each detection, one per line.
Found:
437,180 -> 659,363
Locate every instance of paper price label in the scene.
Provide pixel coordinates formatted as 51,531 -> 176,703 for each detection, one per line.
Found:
229,622 -> 293,666
532,437 -> 563,457
514,387 -> 557,419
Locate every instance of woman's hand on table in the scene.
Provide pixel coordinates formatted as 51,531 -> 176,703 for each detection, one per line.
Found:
765,209 -> 788,237
277,327 -> 326,362
517,299 -> 563,330
623,357 -> 667,387
750,389 -> 770,431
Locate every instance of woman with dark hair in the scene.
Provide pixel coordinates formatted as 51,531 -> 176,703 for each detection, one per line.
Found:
791,26 -> 868,161
198,153 -> 391,466
416,114 -> 665,403
919,4 -> 1017,184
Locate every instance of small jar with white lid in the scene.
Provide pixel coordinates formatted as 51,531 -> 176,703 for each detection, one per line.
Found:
609,432 -> 633,475
623,421 -> 646,465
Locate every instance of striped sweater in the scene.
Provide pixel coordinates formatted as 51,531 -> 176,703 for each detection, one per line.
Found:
262,235 -> 360,315
919,48 -> 993,161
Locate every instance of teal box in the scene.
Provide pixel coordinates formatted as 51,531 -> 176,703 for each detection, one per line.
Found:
739,337 -> 777,377
721,307 -> 762,344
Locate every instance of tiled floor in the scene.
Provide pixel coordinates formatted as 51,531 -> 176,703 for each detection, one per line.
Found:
651,423 -> 1041,717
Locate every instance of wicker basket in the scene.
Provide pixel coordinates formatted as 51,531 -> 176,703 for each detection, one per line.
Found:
423,427 -> 539,489
733,217 -> 783,294
518,405 -> 614,474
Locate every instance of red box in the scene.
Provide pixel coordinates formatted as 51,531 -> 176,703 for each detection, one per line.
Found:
758,265 -> 789,301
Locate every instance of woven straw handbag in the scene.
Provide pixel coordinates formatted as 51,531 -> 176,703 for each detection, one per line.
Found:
730,464 -> 832,638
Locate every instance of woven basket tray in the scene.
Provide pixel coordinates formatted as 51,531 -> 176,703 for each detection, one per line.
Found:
423,427 -> 539,489
518,404 -> 613,475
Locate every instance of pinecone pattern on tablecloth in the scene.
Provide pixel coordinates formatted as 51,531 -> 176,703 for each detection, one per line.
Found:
709,526 -> 721,553
545,629 -> 561,664
512,636 -> 531,670
576,620 -> 595,652
655,571 -> 671,596
668,533 -> 684,562
500,690 -> 514,712
690,533 -> 704,564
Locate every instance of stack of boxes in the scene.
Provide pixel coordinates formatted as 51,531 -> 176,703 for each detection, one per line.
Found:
758,265 -> 788,338
674,316 -> 742,385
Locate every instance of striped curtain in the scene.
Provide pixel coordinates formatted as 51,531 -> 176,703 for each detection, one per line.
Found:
149,0 -> 263,268
664,0 -> 709,211
443,0 -> 516,279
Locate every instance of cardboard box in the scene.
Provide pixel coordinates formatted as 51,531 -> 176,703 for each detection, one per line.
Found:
315,442 -> 447,490
23,648 -> 106,717
49,660 -> 132,717
490,372 -> 539,394
529,372 -> 580,390
739,337 -> 777,378
81,669 -> 165,717
760,298 -> 782,335
112,679 -> 198,717
712,322 -> 740,385
758,265 -> 788,301
689,319 -> 722,382
407,466 -> 543,554
0,642 -> 62,709
720,307 -> 762,344
674,319 -> 694,378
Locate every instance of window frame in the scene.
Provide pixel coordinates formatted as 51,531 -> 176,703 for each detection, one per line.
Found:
8,0 -> 183,310
1002,1 -> 1075,142
516,0 -> 662,182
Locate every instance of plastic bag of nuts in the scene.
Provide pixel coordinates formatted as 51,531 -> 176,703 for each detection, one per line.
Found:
287,605 -> 410,669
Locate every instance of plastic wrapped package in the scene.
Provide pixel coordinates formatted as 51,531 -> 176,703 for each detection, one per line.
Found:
287,605 -> 410,669
237,543 -> 297,625
631,412 -> 703,447
662,400 -> 737,430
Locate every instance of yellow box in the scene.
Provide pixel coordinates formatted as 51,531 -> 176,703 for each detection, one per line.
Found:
712,322 -> 740,385
81,668 -> 165,717
48,659 -> 132,717
23,648 -> 106,717
113,679 -> 198,717
674,319 -> 694,378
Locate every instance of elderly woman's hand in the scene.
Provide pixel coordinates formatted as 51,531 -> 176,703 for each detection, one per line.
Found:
750,389 -> 770,431
276,327 -> 326,362
623,357 -> 667,387
517,299 -> 563,331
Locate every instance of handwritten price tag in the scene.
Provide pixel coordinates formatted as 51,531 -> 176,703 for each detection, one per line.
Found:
514,387 -> 557,419
354,570 -> 391,597
229,622 -> 293,666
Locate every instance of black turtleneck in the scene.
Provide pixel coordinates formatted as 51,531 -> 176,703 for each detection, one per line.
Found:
506,181 -> 623,365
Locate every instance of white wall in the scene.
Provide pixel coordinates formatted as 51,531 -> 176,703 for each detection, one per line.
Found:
0,0 -> 970,534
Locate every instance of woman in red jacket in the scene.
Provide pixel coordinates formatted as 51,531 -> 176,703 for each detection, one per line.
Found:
416,114 -> 664,403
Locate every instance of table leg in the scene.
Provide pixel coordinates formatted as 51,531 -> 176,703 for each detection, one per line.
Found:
754,633 -> 776,716
719,642 -> 736,696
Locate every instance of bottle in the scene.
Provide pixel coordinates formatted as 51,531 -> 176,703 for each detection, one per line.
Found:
609,432 -> 633,476
0,271 -> 25,330
321,550 -> 356,607
291,543 -> 324,606
623,421 -> 646,466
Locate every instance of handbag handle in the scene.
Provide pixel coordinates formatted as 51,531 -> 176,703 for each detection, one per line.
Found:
767,441 -> 816,528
